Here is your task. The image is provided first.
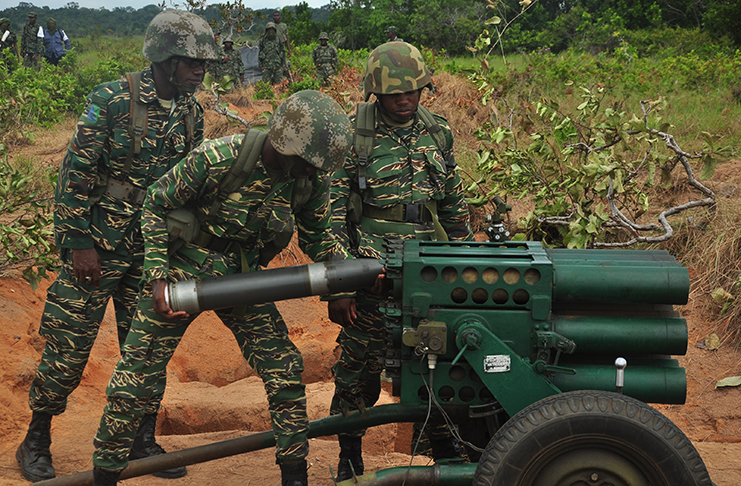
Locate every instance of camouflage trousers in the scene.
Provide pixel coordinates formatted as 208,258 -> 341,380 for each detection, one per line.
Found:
28,246 -> 165,415
93,246 -> 308,471
261,62 -> 285,85
316,64 -> 335,85
330,292 -> 456,444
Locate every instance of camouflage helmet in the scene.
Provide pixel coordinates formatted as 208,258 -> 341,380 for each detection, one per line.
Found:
0,17 -> 10,27
385,25 -> 397,33
28,12 -> 37,18
142,10 -> 219,63
268,90 -> 352,172
265,22 -> 277,32
319,32 -> 329,40
363,41 -> 432,101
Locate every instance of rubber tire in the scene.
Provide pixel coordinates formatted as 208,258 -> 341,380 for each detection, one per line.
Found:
472,390 -> 712,486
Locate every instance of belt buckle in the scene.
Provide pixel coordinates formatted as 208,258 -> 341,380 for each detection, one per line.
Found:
405,203 -> 421,223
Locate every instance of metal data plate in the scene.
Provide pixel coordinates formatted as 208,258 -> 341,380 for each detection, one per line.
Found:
484,355 -> 511,373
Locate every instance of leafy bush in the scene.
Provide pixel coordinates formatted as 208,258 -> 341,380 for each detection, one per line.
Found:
0,149 -> 58,289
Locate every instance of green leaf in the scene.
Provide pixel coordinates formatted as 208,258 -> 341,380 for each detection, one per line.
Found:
485,16 -> 502,25
715,376 -> 741,388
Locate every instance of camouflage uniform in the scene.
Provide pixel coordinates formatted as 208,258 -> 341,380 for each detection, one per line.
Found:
92,90 -> 353,474
221,41 -> 245,85
312,34 -> 338,85
30,63 -> 204,418
21,13 -> 44,69
0,18 -> 19,68
16,10 -> 218,484
327,44 -> 472,479
259,23 -> 285,84
207,42 -> 226,79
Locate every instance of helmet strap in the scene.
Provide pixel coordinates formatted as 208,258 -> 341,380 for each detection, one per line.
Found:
154,58 -> 197,97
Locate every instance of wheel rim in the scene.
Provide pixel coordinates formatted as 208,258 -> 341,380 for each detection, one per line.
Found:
523,437 -> 660,486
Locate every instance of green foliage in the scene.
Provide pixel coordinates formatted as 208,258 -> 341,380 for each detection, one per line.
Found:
253,80 -> 274,99
0,150 -> 58,289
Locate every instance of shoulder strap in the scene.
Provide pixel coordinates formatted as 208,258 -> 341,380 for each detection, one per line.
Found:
205,129 -> 269,219
417,105 -> 455,170
353,102 -> 376,190
124,71 -> 147,175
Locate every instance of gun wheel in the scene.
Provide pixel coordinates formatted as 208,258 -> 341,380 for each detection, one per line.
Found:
472,390 -> 712,486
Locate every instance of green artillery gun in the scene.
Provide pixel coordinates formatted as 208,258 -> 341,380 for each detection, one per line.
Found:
37,239 -> 713,486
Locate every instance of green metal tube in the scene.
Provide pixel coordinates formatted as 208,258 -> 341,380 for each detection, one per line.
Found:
336,463 -> 477,485
547,248 -> 679,262
553,315 -> 688,355
550,263 -> 689,305
34,404 -> 433,486
552,362 -> 687,404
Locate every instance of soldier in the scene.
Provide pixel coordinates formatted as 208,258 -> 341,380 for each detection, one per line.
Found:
385,25 -> 403,43
21,12 -> 44,70
15,10 -> 218,483
273,10 -> 291,57
222,36 -> 245,86
42,18 -> 71,66
326,41 -> 473,480
312,32 -> 338,86
90,90 -> 353,486
259,22 -> 286,85
0,17 -> 20,68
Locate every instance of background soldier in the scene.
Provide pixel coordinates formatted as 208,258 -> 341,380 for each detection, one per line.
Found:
385,25 -> 403,43
90,90 -> 353,486
312,31 -> 338,86
1,17 -> 20,68
21,12 -> 44,70
15,10 -> 217,483
273,10 -> 291,57
259,22 -> 286,84
326,41 -> 473,481
221,36 -> 245,86
42,18 -> 71,66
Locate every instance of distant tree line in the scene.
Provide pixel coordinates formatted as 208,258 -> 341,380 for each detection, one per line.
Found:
1,0 -> 739,55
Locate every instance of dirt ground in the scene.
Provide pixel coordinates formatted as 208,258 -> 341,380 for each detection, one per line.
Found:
1,76 -> 740,485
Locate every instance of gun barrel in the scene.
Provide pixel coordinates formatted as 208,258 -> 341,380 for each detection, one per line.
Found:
166,259 -> 384,314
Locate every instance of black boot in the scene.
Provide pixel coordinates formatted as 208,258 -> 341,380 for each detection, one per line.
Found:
92,468 -> 120,486
280,459 -> 308,486
129,413 -> 187,479
16,411 -> 55,482
336,435 -> 363,481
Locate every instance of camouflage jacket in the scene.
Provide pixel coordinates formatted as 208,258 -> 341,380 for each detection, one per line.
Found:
142,133 -> 351,282
1,27 -> 18,51
258,35 -> 285,69
330,105 -> 473,260
312,44 -> 337,70
54,66 -> 204,255
222,46 -> 245,80
21,22 -> 44,55
276,22 -> 288,46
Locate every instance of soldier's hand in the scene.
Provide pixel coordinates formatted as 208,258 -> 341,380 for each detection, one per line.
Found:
328,298 -> 357,326
73,248 -> 101,287
152,279 -> 189,322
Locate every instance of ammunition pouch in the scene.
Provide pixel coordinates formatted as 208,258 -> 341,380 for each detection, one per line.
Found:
347,190 -> 363,224
166,208 -> 201,244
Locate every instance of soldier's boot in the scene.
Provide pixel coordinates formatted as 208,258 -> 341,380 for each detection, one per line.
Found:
92,468 -> 120,486
336,435 -> 363,481
280,459 -> 308,486
16,411 -> 56,481
430,436 -> 464,461
129,413 -> 187,479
